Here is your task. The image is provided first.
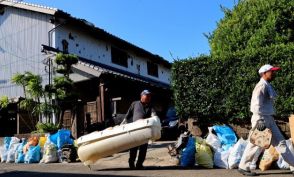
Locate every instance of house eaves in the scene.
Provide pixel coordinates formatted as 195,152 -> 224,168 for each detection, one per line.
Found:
42,45 -> 170,89
73,60 -> 170,89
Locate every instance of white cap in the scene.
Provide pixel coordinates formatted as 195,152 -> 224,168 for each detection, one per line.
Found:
258,64 -> 281,74
140,89 -> 151,96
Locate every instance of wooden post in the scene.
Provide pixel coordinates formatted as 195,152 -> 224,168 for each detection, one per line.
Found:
99,82 -> 105,122
17,112 -> 20,134
71,112 -> 77,139
96,96 -> 102,123
289,114 -> 294,143
16,102 -> 20,134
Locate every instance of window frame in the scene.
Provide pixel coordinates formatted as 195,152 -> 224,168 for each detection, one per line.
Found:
147,61 -> 159,77
111,46 -> 128,68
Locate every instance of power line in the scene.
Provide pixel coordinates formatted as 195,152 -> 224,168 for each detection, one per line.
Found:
0,23 -> 45,67
0,21 -> 41,58
0,52 -> 43,67
0,21 -> 42,42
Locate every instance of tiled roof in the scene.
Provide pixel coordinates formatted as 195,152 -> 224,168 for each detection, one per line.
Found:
42,45 -> 170,89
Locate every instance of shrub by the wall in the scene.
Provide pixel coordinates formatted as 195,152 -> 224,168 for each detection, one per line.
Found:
172,44 -> 294,124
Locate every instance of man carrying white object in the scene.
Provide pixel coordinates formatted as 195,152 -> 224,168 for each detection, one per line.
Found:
124,89 -> 157,170
238,64 -> 294,176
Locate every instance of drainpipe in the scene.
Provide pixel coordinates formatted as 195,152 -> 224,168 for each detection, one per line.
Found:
47,20 -> 67,86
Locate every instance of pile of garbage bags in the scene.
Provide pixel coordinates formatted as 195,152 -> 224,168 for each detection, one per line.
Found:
0,129 -> 77,164
168,124 -> 292,171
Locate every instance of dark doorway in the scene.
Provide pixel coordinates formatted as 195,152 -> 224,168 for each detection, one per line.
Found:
0,103 -> 17,136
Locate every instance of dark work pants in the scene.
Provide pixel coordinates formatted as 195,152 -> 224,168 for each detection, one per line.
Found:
129,143 -> 148,166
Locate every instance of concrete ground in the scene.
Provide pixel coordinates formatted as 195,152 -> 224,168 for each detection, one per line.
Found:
0,141 -> 293,177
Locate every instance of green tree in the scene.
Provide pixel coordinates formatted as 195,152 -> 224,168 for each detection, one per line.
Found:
11,53 -> 78,132
52,53 -> 78,126
209,0 -> 294,59
12,72 -> 55,119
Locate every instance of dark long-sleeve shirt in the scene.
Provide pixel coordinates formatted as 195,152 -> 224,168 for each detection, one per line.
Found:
124,101 -> 156,123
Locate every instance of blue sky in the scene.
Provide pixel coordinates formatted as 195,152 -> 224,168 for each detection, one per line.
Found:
24,0 -> 236,62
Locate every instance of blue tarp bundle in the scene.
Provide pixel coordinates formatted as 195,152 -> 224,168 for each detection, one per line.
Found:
49,129 -> 74,149
4,137 -> 11,150
213,125 -> 237,151
180,136 -> 196,167
24,145 -> 41,163
15,139 -> 27,163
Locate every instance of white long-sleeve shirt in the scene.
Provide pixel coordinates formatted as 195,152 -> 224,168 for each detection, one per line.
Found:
250,78 -> 277,116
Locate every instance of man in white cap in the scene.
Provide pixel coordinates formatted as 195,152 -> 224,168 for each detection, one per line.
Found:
124,89 -> 157,169
238,64 -> 294,176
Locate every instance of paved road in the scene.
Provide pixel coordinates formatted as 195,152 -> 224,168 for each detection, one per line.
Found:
0,163 -> 292,177
0,141 -> 293,177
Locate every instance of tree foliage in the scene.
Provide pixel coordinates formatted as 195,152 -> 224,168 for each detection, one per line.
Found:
209,0 -> 294,59
0,96 -> 9,109
11,72 -> 54,125
10,53 -> 78,127
52,53 -> 78,126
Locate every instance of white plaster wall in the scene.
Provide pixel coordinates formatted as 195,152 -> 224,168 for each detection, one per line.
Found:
54,26 -> 170,84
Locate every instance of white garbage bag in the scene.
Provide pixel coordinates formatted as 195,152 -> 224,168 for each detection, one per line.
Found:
277,155 -> 290,169
228,138 -> 248,169
206,127 -> 221,152
276,139 -> 292,169
40,143 -> 58,163
6,137 -> 20,163
0,146 -> 8,163
214,148 -> 231,169
6,143 -> 20,163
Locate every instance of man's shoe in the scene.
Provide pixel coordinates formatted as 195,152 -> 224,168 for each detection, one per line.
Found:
136,164 -> 145,170
129,162 -> 135,169
238,168 -> 257,176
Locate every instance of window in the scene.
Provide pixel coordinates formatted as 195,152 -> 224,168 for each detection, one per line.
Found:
62,39 -> 68,53
111,47 -> 128,67
147,61 -> 158,77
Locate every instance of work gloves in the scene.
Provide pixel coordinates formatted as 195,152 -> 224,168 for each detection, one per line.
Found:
256,120 -> 266,131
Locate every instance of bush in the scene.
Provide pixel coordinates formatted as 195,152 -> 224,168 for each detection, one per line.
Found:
34,122 -> 60,134
172,44 -> 294,124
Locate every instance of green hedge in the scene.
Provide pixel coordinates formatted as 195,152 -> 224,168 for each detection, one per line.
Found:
172,44 -> 294,124
172,0 -> 294,124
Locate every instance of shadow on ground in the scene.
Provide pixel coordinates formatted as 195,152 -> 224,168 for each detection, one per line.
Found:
258,171 -> 292,176
97,166 -> 293,176
97,166 -> 214,171
0,171 -> 134,177
148,142 -> 173,149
